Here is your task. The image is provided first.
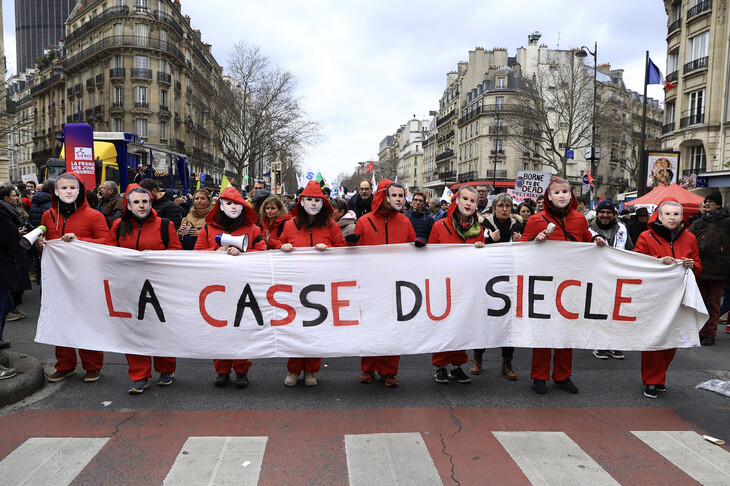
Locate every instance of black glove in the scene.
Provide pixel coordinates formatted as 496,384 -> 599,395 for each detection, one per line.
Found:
345,233 -> 361,243
414,237 -> 428,248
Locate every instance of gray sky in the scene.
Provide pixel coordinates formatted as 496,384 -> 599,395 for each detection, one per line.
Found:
3,0 -> 669,181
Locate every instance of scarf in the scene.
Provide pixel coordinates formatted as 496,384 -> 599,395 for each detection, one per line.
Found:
452,214 -> 482,240
58,200 -> 78,218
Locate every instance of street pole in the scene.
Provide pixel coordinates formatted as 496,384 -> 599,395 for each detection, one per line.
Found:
576,42 -> 598,207
493,111 -> 501,190
638,50 -> 650,196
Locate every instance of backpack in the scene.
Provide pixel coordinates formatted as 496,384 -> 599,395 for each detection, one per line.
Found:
117,217 -> 170,249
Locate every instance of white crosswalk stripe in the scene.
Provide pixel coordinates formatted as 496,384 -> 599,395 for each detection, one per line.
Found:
0,437 -> 109,486
493,431 -> 621,486
632,431 -> 730,486
345,432 -> 442,486
163,436 -> 268,486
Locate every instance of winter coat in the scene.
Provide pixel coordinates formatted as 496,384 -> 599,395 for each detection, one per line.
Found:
348,192 -> 373,219
404,208 -> 434,240
689,207 -> 730,280
482,214 -> 523,244
352,180 -> 416,245
279,218 -> 345,248
337,210 -> 357,237
193,186 -> 266,252
627,217 -> 649,246
28,191 -> 52,227
260,212 -> 292,249
41,174 -> 109,244
0,203 -> 31,293
635,200 -> 702,278
520,188 -> 594,243
152,191 -> 184,229
589,219 -> 633,250
428,203 -> 485,244
100,193 -> 125,222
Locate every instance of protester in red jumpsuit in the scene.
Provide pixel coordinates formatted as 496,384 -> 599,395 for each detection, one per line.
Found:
279,181 -> 345,386
41,172 -> 108,384
428,185 -> 485,384
106,184 -> 181,394
520,178 -> 606,394
634,198 -> 701,399
348,180 -> 416,387
195,186 -> 266,388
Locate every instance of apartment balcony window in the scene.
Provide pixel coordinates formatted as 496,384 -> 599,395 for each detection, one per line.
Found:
687,0 -> 712,21
110,68 -> 126,79
667,18 -> 681,35
86,78 -> 95,89
438,170 -> 456,180
95,74 -> 104,85
112,100 -> 124,108
662,122 -> 675,134
157,72 -> 171,84
679,111 -> 704,128
131,68 -> 152,80
486,170 -> 507,178
134,101 -> 149,109
159,104 -> 169,112
684,56 -> 708,74
666,71 -> 678,83
457,171 -> 477,182
175,80 -> 181,91
74,83 -> 83,94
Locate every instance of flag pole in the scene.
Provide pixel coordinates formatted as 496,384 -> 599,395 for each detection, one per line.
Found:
638,50 -> 649,196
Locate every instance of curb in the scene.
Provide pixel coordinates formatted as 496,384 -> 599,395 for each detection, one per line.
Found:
0,351 -> 46,408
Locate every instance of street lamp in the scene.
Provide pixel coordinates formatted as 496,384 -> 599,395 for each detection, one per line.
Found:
575,42 -> 597,206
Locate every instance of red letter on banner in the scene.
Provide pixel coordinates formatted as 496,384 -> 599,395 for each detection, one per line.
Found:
267,284 -> 296,326
516,275 -> 524,318
556,280 -> 581,319
199,285 -> 227,327
613,279 -> 641,321
425,278 -> 451,321
104,280 -> 132,318
332,281 -> 359,326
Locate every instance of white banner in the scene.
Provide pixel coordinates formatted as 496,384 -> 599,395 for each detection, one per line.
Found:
514,170 -> 552,198
36,241 -> 707,359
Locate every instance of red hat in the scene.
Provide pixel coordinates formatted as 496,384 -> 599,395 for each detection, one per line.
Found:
206,186 -> 258,223
371,179 -> 393,212
291,180 -> 332,218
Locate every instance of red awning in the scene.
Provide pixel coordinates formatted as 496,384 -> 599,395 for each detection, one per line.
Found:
450,180 -> 514,190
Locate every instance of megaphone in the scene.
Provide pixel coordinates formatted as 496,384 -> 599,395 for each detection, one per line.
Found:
215,233 -> 249,252
20,225 -> 46,250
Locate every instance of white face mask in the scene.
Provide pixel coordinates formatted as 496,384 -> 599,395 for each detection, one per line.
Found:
127,193 -> 151,219
457,192 -> 477,217
220,199 -> 243,218
302,197 -> 323,215
55,179 -> 80,204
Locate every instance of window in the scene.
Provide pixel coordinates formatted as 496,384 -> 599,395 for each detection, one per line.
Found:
160,89 -> 168,108
135,86 -> 148,106
689,32 -> 709,62
666,103 -> 675,123
496,77 -> 506,89
160,29 -> 167,44
112,117 -> 124,131
160,59 -> 168,73
689,89 -> 705,117
136,118 -> 148,137
135,55 -> 148,69
114,23 -> 123,36
135,24 -> 148,46
493,139 -> 503,152
114,86 -> 123,106
689,145 -> 706,172
667,50 -> 679,74
160,120 -> 168,140
113,55 -> 123,69
495,96 -> 504,109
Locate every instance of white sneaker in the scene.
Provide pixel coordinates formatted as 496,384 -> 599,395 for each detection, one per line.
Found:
304,372 -> 317,386
284,372 -> 298,387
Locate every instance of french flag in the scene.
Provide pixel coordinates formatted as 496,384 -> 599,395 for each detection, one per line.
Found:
647,58 -> 676,92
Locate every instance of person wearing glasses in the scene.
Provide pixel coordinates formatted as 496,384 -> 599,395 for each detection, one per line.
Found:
348,180 -> 373,219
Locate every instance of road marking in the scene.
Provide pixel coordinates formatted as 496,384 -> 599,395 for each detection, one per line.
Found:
162,436 -> 268,486
0,437 -> 109,486
493,431 -> 620,486
632,431 -> 730,486
344,432 -> 442,486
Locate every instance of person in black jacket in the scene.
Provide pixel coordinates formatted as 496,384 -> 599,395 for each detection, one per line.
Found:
689,191 -> 730,346
348,180 -> 373,219
627,207 -> 650,245
138,178 -> 183,229
28,179 -> 54,228
404,191 -> 434,240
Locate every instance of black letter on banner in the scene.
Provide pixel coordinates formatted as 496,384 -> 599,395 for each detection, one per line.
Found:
485,276 -> 511,317
300,284 -> 328,326
396,281 -> 422,321
234,284 -> 264,327
137,279 -> 165,322
584,282 -> 608,320
528,276 -> 553,319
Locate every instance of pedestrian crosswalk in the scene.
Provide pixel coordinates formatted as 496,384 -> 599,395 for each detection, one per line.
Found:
0,430 -> 728,485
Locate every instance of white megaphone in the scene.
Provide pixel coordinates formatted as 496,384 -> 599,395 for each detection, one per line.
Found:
215,233 -> 249,252
20,225 -> 46,250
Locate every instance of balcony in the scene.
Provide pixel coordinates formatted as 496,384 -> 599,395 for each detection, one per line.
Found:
65,5 -> 129,44
109,67 -> 126,79
483,103 -> 531,115
112,101 -> 124,108
687,0 -> 712,21
86,78 -> 95,89
488,126 -> 505,134
683,168 -> 706,177
134,101 -> 150,109
157,72 -> 171,85
175,80 -> 182,91
667,18 -> 681,35
458,105 -> 482,125
159,104 -> 169,113
131,68 -> 152,80
85,108 -> 94,119
74,83 -> 83,94
95,73 -> 104,85
94,105 -> 104,115
30,73 -> 63,96
172,139 -> 186,151
437,130 -> 454,145
438,170 -> 456,180
32,149 -> 53,160
662,122 -> 675,134
684,56 -> 708,75
435,149 -> 454,162
436,109 -> 456,127
490,149 -> 505,155
666,70 -> 678,83
486,170 -> 507,178
679,112 -> 705,128
63,36 -> 186,71
67,87 -> 74,97
458,171 -> 477,182
153,10 -> 184,37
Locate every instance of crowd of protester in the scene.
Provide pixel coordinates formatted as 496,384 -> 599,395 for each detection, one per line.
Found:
0,175 -> 724,401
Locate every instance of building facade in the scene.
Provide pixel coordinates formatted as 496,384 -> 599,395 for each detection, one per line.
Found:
661,0 -> 728,193
7,71 -> 36,182
15,0 -> 76,74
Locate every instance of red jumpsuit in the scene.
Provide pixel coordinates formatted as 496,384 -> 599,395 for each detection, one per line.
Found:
634,200 -> 702,386
194,186 -> 266,375
428,205 -> 484,367
106,185 -> 182,381
353,180 -> 416,377
519,189 -> 594,382
42,174 -> 108,373
260,212 -> 292,250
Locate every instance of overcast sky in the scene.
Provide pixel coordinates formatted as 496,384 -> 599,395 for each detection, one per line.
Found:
3,0 -> 669,181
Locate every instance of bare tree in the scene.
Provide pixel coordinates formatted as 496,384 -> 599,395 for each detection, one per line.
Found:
208,42 -> 321,189
504,54 -> 594,177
